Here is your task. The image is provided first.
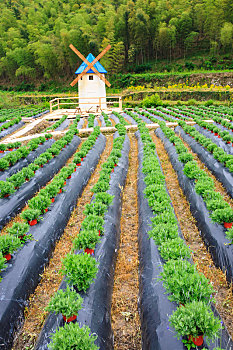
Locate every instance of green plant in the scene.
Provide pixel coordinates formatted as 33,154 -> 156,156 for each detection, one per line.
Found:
183,161 -> 202,179
0,144 -> 6,152
0,158 -> 9,170
21,208 -> 41,222
84,201 -> 107,217
45,285 -> 83,318
169,300 -> 222,341
46,183 -> 59,198
34,155 -> 47,166
28,194 -> 51,214
178,152 -> 193,164
205,198 -> 230,212
151,209 -> 177,226
94,193 -> 114,205
81,215 -> 104,233
142,93 -> 163,108
73,229 -> 100,250
161,260 -> 215,305
7,222 -> 31,243
226,227 -> 233,242
0,180 -> 15,198
91,180 -> 110,193
211,207 -> 233,224
61,253 -> 98,292
158,237 -> 191,261
21,167 -> 34,180
0,252 -> 7,278
0,235 -> 21,255
148,223 -> 179,245
18,146 -> 30,158
6,152 -> 17,165
9,173 -> 26,188
48,323 -> 99,350
45,133 -> 52,139
195,177 -> 215,195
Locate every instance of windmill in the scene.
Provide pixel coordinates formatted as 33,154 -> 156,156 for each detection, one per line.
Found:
69,44 -> 111,112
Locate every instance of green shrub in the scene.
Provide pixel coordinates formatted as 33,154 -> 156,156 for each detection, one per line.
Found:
158,237 -> 191,261
142,93 -> 163,108
0,158 -> 9,170
0,235 -> 21,255
94,193 -> 114,205
45,286 -> 83,319
48,323 -> 99,350
0,252 -> 7,278
61,253 -> 98,292
205,198 -> 230,212
183,161 -> 202,179
169,300 -> 222,341
178,152 -> 193,164
161,262 -> 214,305
195,177 -> 215,195
211,207 -> 233,224
148,223 -> 179,245
0,180 -> 15,198
28,194 -> 51,214
81,215 -> 104,233
84,201 -> 107,217
73,229 -> 100,251
21,208 -> 41,222
91,181 -> 110,193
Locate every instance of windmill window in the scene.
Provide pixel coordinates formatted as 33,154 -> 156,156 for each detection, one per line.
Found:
89,75 -> 93,80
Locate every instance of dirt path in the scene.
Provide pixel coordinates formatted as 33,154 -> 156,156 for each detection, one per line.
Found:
12,135 -> 113,350
111,133 -> 141,350
151,132 -> 233,339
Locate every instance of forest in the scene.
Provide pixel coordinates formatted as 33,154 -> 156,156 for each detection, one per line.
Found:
0,0 -> 232,84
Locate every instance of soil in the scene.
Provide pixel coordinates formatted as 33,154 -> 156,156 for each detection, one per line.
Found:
23,120 -> 52,137
111,134 -> 141,350
151,132 -> 233,339
12,135 -> 113,350
109,117 -> 116,126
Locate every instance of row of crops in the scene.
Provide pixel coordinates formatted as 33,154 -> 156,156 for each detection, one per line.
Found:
0,106 -> 233,349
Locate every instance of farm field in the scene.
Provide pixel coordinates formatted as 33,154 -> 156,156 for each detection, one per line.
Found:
0,106 -> 233,350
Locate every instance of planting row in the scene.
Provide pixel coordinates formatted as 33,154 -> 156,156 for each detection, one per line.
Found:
0,127 -> 106,349
45,115 -> 69,132
136,120 -> 230,349
175,121 -> 233,197
155,122 -> 233,283
177,106 -> 233,144
0,119 -> 81,231
0,116 -> 23,140
0,134 -> 53,173
35,123 -> 129,350
0,107 -> 48,120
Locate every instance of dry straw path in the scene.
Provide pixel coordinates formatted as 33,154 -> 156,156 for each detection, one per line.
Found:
111,134 -> 141,350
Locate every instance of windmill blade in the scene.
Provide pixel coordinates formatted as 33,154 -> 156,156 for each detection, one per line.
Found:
70,44 -> 111,87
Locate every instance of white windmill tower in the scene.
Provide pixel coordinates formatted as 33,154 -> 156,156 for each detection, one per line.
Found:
69,44 -> 111,112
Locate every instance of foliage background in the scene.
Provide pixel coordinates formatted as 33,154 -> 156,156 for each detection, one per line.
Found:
0,0 -> 232,87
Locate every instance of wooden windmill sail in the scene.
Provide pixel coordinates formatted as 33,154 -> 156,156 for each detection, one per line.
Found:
70,44 -> 111,112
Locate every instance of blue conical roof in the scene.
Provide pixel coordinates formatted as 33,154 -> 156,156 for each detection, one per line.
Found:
75,53 -> 107,74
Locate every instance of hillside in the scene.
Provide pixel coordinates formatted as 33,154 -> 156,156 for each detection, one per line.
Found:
0,0 -> 232,88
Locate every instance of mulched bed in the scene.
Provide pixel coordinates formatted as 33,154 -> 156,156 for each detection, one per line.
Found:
152,131 -> 233,340
12,136 -> 114,350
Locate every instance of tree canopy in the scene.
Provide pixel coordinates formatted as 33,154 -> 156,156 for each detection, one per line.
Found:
0,0 -> 232,83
